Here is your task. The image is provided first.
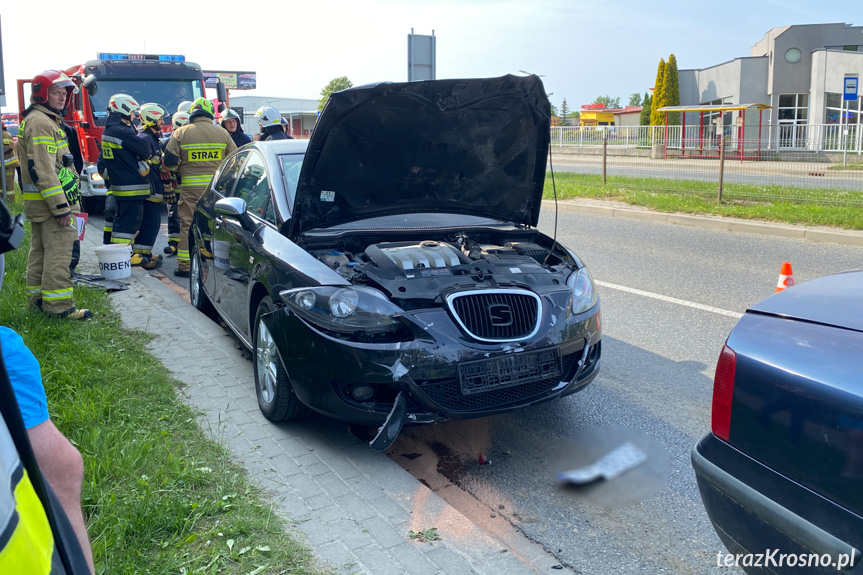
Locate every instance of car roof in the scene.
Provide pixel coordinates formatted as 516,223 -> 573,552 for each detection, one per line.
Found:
250,139 -> 309,155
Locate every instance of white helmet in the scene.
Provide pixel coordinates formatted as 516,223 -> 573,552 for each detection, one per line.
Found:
255,105 -> 281,127
177,100 -> 193,113
172,111 -> 190,129
139,103 -> 167,128
107,93 -> 140,118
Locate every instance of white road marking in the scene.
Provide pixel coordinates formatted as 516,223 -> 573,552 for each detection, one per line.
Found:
595,280 -> 744,319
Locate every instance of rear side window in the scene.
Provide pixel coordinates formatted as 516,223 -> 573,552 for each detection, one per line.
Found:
212,151 -> 248,196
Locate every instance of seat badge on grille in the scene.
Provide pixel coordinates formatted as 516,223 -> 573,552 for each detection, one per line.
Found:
488,303 -> 513,327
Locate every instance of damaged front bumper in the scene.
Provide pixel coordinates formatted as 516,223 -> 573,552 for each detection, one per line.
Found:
262,303 -> 601,445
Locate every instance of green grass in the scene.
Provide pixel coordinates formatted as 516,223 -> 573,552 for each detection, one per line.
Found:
544,172 -> 863,230
1,200 -> 320,575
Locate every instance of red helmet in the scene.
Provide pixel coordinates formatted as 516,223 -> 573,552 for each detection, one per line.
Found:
30,70 -> 78,107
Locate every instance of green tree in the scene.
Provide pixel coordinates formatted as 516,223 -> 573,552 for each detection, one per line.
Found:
650,58 -> 666,126
318,76 -> 353,112
550,102 -> 559,118
592,95 -> 621,109
628,93 -> 642,107
560,98 -> 571,126
665,53 -> 681,125
640,93 -> 652,126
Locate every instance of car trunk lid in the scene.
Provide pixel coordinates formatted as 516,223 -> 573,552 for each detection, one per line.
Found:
726,271 -> 863,516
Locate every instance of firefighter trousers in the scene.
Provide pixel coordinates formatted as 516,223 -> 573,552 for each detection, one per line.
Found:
112,197 -> 160,257
177,187 -> 205,272
26,219 -> 77,315
167,200 -> 180,247
3,168 -> 15,201
103,193 -> 116,244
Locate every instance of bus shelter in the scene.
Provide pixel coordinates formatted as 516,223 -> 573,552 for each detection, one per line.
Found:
656,103 -> 771,160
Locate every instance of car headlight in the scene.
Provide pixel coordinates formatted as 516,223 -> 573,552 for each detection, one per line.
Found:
567,267 -> 599,314
280,285 -> 406,335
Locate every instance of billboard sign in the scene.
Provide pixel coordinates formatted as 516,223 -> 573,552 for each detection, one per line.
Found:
408,30 -> 436,82
203,71 -> 257,90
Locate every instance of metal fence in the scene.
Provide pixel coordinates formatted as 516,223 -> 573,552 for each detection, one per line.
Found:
547,130 -> 863,207
551,124 -> 863,155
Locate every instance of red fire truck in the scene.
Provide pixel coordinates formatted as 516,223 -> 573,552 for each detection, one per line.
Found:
17,52 -> 226,213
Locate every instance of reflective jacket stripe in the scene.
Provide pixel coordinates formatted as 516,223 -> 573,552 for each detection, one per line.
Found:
101,135 -> 124,146
179,143 -> 227,149
182,175 -> 213,186
39,185 -> 63,199
110,184 -> 150,191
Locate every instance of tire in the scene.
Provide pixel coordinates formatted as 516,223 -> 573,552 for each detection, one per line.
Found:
190,244 -> 214,314
80,195 -> 106,215
253,296 -> 309,421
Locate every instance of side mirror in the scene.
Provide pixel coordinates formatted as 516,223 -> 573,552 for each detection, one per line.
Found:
216,81 -> 227,104
82,74 -> 98,97
215,197 -> 256,231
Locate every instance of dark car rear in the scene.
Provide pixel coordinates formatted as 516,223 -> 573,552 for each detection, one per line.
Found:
693,271 -> 863,574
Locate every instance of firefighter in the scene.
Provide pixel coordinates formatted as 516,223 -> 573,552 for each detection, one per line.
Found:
98,94 -> 154,266
220,108 -> 251,147
2,125 -> 18,201
135,103 -> 172,268
162,111 -> 189,256
280,116 -> 295,139
255,105 -> 288,141
164,97 -> 236,277
18,70 -> 91,320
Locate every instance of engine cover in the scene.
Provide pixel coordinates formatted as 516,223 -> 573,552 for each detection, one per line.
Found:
372,241 -> 467,271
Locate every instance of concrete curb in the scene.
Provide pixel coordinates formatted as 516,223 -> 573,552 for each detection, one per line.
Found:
78,230 -> 563,575
542,199 -> 863,247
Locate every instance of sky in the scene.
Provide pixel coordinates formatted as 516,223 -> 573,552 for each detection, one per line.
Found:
1,0 -> 860,113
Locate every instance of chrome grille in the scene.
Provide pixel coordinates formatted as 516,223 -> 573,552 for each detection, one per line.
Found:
446,289 -> 541,342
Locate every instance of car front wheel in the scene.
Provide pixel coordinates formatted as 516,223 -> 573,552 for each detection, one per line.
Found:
253,296 -> 309,421
190,244 -> 213,314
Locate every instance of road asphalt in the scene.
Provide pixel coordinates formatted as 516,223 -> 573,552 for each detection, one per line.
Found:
76,200 -> 863,574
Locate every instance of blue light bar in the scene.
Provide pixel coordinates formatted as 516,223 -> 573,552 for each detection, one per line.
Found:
97,52 -> 185,62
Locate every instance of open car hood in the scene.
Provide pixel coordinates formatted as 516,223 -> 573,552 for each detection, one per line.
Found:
291,75 -> 551,236
749,270 -> 863,333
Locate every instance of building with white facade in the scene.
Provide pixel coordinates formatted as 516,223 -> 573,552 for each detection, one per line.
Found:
679,23 -> 863,148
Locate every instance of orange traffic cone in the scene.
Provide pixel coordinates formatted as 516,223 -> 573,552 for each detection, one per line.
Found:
776,262 -> 795,293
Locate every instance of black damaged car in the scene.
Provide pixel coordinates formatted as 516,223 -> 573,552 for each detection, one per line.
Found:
189,75 -> 601,449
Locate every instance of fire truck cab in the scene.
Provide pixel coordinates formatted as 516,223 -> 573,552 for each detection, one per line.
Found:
17,53 -> 226,213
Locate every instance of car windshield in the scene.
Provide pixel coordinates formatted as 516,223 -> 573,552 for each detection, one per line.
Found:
309,213 -> 510,231
278,153 -> 304,210
88,79 -> 205,126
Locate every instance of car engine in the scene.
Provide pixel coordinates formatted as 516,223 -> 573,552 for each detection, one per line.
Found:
311,233 -> 573,306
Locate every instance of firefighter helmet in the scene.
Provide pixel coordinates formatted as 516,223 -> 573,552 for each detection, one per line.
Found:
30,70 -> 78,106
172,112 -> 190,129
107,94 -> 140,118
177,100 -> 193,113
219,108 -> 241,128
255,106 -> 281,127
189,97 -> 215,119
139,103 -> 167,128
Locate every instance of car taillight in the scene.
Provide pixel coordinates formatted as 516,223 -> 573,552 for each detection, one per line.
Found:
711,344 -> 737,442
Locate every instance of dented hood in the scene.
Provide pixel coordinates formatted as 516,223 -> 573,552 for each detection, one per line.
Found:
291,75 -> 551,235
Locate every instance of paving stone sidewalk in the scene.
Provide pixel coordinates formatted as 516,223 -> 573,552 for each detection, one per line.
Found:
78,230 -> 552,575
